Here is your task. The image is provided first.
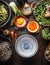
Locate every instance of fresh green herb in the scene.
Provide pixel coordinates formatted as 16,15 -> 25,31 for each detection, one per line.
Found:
10,16 -> 16,26
9,2 -> 22,16
9,2 -> 23,25
33,1 -> 50,25
41,27 -> 50,40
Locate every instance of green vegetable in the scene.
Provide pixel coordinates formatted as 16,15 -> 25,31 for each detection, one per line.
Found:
47,33 -> 50,37
33,1 -> 50,25
10,16 -> 16,26
44,27 -> 49,34
41,27 -> 50,40
9,2 -> 22,16
41,29 -> 47,39
0,3 -> 8,23
9,2 -> 23,25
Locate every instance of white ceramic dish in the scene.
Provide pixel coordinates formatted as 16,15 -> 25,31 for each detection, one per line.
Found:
15,34 -> 38,58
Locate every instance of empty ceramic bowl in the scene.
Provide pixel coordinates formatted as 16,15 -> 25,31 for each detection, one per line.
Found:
15,34 -> 38,58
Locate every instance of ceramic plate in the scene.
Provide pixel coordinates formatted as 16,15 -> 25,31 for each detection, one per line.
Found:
15,34 -> 38,58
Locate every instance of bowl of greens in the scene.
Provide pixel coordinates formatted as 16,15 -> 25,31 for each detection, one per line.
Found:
0,0 -> 11,28
33,0 -> 50,26
41,27 -> 50,40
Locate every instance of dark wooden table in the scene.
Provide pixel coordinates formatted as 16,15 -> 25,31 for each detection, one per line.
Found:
0,0 -> 50,65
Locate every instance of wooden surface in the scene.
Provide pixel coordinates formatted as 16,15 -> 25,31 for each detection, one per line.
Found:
0,0 -> 50,65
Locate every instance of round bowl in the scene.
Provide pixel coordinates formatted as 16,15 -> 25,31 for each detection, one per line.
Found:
0,34 -> 13,62
0,0 -> 11,28
44,45 -> 50,62
14,16 -> 27,28
27,20 -> 39,33
15,34 -> 38,58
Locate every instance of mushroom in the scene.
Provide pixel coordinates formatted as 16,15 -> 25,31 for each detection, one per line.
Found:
45,5 -> 50,17
3,29 -> 10,35
22,3 -> 32,16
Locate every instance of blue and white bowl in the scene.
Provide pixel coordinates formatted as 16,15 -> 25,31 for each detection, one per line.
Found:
15,34 -> 38,58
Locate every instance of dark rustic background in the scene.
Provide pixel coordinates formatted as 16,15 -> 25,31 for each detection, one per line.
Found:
0,0 -> 50,65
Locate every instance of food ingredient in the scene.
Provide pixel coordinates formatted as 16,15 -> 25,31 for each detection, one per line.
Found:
10,16 -> 16,26
0,3 -> 8,24
45,44 -> 50,62
27,21 -> 39,33
0,41 -> 12,62
14,16 -> 27,28
33,1 -> 50,25
3,29 -> 18,44
22,3 -> 32,16
9,2 -> 22,16
9,2 -> 23,25
45,5 -> 50,17
41,27 -> 50,40
17,18 -> 24,25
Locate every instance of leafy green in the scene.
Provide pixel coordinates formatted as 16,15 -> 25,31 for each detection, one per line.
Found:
33,1 -> 50,25
10,16 -> 16,26
9,2 -> 22,16
9,2 -> 23,26
41,27 -> 50,40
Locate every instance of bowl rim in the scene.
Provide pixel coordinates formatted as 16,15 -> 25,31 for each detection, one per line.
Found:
27,20 -> 39,33
15,34 -> 38,58
0,0 -> 11,28
14,15 -> 27,28
44,47 -> 50,62
0,34 -> 13,62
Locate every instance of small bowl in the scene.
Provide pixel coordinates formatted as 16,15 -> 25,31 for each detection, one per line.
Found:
27,19 -> 39,33
0,0 -> 11,28
14,16 -> 27,28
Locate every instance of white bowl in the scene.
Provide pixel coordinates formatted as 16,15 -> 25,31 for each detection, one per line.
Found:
15,34 -> 38,58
